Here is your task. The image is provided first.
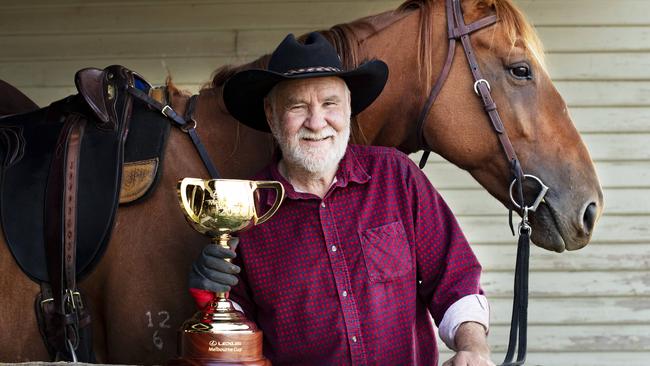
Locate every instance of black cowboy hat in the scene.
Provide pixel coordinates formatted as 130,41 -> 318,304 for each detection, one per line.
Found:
223,32 -> 388,132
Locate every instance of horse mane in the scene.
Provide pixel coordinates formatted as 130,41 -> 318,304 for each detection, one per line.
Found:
207,9 -> 416,90
199,0 -> 546,148
486,0 -> 546,69
207,0 -> 546,90
206,28 -> 357,90
209,55 -> 270,89
397,0 -> 546,88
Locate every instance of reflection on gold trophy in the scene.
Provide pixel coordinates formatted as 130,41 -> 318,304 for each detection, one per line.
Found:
172,178 -> 284,366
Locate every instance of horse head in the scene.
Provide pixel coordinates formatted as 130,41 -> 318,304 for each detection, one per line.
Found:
345,0 -> 603,252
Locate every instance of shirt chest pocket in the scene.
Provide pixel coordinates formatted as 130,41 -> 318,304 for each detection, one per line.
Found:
358,221 -> 413,283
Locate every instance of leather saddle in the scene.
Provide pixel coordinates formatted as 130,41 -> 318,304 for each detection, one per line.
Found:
0,65 -> 173,361
0,65 -> 171,284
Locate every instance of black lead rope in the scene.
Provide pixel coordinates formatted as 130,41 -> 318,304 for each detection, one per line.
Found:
502,215 -> 530,366
502,160 -> 530,366
127,87 -> 221,179
418,151 -> 431,169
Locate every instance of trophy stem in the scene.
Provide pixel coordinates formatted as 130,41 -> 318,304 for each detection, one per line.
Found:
212,233 -> 232,300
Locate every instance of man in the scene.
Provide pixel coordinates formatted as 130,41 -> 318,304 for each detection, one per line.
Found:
190,32 -> 493,366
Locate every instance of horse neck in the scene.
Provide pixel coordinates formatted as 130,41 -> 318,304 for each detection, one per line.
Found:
350,1 -> 450,154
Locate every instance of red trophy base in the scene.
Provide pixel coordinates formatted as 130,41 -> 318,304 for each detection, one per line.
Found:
169,298 -> 271,366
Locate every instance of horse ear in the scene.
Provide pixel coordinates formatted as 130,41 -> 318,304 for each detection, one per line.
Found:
463,0 -> 496,24
165,77 -> 191,99
473,0 -> 495,11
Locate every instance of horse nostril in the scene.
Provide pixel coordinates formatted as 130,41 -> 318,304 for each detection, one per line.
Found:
582,202 -> 598,236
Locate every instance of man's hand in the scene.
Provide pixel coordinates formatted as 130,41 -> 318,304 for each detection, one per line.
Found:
442,321 -> 495,366
188,237 -> 241,293
442,350 -> 495,366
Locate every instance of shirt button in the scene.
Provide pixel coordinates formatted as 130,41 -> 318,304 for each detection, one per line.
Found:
352,336 -> 358,343
342,290 -> 348,297
331,245 -> 337,252
321,202 -> 326,208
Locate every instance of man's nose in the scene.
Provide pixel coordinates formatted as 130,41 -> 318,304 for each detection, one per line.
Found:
303,107 -> 328,130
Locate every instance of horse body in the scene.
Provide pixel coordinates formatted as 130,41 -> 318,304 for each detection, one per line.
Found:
0,80 -> 39,116
0,0 -> 602,363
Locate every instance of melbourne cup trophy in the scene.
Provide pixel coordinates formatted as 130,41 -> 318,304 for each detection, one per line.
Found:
171,178 -> 285,366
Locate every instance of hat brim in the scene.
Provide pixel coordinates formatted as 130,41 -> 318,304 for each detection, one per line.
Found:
223,60 -> 388,132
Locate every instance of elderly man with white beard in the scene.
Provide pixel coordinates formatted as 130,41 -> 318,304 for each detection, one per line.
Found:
189,32 -> 493,366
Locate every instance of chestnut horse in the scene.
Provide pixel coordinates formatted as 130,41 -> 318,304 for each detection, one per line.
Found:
0,0 -> 603,363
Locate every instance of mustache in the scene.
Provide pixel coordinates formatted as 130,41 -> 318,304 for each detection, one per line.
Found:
296,127 -> 337,140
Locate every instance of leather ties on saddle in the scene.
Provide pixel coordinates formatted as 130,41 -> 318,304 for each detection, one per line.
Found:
0,65 -> 172,361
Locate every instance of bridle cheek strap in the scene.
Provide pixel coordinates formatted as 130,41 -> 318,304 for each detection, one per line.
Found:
451,1 -> 530,364
450,0 -> 522,177
416,0 -> 498,169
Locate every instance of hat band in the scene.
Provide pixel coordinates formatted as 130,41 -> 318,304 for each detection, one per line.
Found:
282,66 -> 341,76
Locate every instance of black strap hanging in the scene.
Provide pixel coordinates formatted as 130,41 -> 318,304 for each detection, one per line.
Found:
502,222 -> 530,366
127,87 -> 221,179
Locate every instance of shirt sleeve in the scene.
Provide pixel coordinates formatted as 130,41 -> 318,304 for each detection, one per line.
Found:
406,159 -> 484,327
188,288 -> 245,313
438,294 -> 490,350
189,287 -> 215,309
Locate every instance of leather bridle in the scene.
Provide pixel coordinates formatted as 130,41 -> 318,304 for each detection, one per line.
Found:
415,0 -> 549,364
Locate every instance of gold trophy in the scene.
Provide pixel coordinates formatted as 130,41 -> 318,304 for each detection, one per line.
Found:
172,178 -> 285,366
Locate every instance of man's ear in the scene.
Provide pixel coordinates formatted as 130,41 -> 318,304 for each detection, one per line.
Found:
344,84 -> 352,116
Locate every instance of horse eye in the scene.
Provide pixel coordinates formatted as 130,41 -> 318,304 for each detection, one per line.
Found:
510,64 -> 532,80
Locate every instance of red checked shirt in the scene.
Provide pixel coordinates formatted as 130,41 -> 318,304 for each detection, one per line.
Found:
192,145 -> 484,365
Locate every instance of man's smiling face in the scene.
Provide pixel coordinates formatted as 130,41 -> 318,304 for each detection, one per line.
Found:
265,76 -> 351,174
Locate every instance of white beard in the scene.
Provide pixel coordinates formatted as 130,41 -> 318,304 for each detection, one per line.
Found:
271,120 -> 350,175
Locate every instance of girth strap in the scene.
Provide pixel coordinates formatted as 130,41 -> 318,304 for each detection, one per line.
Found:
40,112 -> 94,361
45,115 -> 84,299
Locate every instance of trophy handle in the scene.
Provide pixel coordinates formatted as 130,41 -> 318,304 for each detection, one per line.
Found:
253,181 -> 285,225
178,178 -> 206,224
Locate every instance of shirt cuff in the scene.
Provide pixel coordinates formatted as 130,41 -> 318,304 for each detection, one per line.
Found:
438,294 -> 490,350
189,288 -> 214,309
189,288 -> 244,313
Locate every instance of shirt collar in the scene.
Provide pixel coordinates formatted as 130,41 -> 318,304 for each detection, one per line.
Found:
265,144 -> 371,205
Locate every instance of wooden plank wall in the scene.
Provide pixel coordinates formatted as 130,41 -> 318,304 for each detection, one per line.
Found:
1,1 -> 648,365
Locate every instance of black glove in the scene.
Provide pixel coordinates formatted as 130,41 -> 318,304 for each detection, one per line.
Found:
189,237 -> 241,293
